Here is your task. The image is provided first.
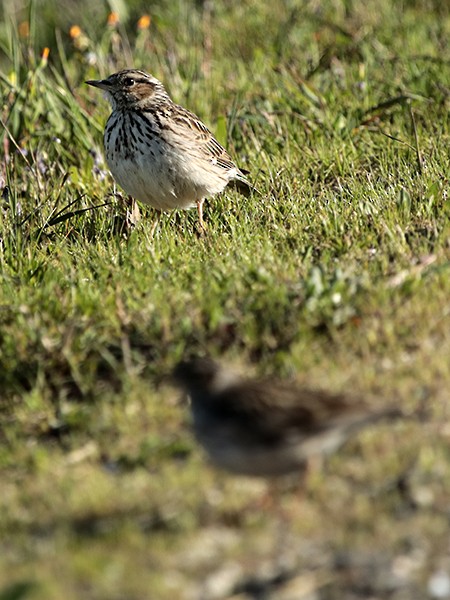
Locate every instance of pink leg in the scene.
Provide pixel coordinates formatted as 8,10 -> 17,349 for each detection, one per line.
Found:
196,199 -> 206,233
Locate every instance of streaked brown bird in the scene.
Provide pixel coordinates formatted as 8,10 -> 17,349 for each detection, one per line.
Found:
86,69 -> 254,231
172,357 -> 401,477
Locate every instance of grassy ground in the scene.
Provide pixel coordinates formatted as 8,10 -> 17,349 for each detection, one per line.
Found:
1,0 -> 450,598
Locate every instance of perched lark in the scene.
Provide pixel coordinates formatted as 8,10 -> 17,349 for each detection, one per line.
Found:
172,357 -> 401,477
86,69 -> 253,230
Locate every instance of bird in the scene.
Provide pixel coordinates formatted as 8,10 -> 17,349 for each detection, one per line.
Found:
172,357 -> 402,478
86,69 -> 254,231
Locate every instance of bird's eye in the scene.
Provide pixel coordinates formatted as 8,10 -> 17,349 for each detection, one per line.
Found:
123,77 -> 135,87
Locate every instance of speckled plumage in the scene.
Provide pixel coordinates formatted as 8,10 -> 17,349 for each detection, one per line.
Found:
173,357 -> 401,477
86,69 -> 253,227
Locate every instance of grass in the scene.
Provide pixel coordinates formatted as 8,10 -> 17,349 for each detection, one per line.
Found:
1,0 -> 450,598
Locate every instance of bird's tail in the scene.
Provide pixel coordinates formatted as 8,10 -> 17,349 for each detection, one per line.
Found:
227,172 -> 258,197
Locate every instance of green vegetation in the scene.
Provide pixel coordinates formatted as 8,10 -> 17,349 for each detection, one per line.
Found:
0,0 -> 449,598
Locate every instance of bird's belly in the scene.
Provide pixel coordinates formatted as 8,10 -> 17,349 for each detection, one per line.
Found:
196,428 -> 308,477
105,137 -> 228,211
194,419 -> 352,477
210,444 -> 307,477
105,150 -> 196,211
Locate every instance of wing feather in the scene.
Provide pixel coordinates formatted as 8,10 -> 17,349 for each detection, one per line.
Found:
166,104 -> 241,171
212,379 -> 368,444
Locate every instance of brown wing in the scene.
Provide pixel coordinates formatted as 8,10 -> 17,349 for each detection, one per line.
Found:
166,103 -> 240,170
210,378 -> 366,445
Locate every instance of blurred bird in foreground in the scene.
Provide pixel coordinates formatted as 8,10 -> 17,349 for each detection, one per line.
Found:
172,357 -> 402,478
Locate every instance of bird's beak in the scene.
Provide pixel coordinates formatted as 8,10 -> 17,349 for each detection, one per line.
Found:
85,79 -> 111,91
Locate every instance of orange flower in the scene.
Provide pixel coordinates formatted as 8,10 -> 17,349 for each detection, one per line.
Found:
69,25 -> 82,39
107,12 -> 120,26
40,47 -> 50,67
137,14 -> 151,30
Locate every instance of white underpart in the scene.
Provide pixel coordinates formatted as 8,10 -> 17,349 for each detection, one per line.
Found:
194,422 -> 350,477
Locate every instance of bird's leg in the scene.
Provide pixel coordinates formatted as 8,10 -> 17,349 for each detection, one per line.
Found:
272,480 -> 292,572
196,199 -> 206,234
128,197 -> 141,226
124,195 -> 141,228
149,209 -> 161,238
298,455 -> 323,503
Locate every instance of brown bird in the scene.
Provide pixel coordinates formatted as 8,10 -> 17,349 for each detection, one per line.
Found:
86,69 -> 254,231
172,357 -> 401,477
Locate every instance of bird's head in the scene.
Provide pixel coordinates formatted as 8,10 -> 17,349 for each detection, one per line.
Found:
86,69 -> 169,110
172,357 -> 221,394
